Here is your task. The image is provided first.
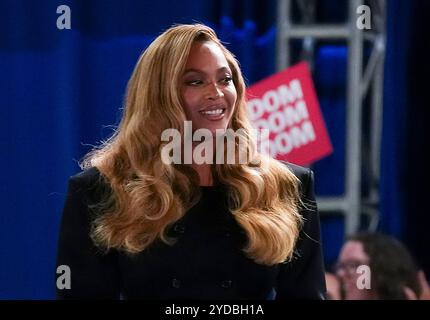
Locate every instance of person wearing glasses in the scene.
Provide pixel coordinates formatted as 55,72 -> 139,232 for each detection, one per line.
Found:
334,232 -> 430,300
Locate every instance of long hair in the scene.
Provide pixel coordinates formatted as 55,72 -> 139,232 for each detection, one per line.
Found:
81,24 -> 302,266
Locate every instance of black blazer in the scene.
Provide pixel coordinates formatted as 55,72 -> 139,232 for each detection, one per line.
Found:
56,161 -> 326,299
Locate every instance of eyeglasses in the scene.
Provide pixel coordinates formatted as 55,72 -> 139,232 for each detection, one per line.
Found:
334,260 -> 369,275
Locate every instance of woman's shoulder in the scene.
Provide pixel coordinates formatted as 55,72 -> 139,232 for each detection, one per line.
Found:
68,166 -> 105,186
67,166 -> 110,200
276,160 -> 313,183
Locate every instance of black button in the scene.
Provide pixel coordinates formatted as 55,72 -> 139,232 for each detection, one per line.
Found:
173,224 -> 185,234
220,280 -> 232,288
172,278 -> 181,288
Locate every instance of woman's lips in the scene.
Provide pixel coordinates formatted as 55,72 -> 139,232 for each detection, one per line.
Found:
199,108 -> 226,121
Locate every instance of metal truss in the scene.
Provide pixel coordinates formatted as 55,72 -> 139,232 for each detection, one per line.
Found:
276,0 -> 386,234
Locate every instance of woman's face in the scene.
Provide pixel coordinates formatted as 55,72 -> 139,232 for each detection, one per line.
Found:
181,41 -> 237,135
335,240 -> 374,299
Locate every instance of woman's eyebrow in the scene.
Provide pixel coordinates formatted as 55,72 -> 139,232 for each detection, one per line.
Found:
183,67 -> 231,75
217,67 -> 232,74
183,68 -> 204,75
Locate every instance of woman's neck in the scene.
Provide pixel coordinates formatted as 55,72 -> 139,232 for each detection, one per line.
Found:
191,163 -> 214,186
189,140 -> 216,186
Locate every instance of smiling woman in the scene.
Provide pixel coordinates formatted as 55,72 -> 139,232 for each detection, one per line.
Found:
181,41 -> 237,133
55,23 -> 326,300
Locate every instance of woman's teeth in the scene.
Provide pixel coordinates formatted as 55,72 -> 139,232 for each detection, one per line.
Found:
200,109 -> 224,115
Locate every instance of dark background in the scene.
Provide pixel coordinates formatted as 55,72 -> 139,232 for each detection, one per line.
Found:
0,0 -> 428,299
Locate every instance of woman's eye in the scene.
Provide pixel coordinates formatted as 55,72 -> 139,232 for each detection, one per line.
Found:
186,79 -> 203,86
221,76 -> 233,85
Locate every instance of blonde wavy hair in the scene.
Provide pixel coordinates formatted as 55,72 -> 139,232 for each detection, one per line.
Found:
81,23 -> 303,266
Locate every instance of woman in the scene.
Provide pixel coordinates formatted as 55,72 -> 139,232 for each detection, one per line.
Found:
56,23 -> 326,299
335,232 -> 429,300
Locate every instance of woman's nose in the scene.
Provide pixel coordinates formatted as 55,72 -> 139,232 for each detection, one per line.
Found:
335,267 -> 346,279
206,83 -> 224,100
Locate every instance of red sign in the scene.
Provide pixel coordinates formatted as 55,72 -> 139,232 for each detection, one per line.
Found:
246,62 -> 332,166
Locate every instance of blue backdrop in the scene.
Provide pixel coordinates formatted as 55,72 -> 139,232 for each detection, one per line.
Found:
1,0 -> 427,299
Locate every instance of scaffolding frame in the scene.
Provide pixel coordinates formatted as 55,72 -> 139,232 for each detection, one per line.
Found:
276,0 -> 386,234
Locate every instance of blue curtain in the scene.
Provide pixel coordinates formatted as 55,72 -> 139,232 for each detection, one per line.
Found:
1,0 -> 421,298
379,0 -> 412,237
402,0 -> 430,277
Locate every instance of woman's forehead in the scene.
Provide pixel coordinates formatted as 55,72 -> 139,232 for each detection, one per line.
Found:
185,41 -> 230,71
340,240 -> 368,261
